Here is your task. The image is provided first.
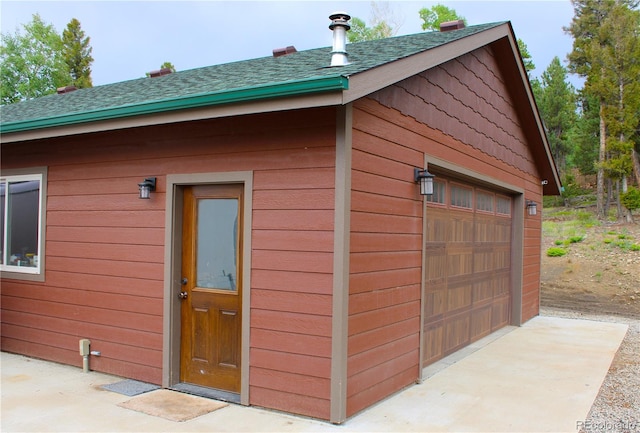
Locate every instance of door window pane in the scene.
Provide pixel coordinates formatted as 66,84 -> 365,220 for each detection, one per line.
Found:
196,198 -> 238,290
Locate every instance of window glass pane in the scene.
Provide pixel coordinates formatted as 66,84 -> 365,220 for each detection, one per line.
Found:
476,191 -> 494,213
7,180 -> 40,267
497,196 -> 512,215
450,185 -> 472,209
0,181 -> 5,265
426,180 -> 446,204
196,198 -> 239,290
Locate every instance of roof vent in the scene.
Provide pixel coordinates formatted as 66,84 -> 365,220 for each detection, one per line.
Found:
57,85 -> 77,95
148,67 -> 173,78
440,20 -> 465,32
329,12 -> 351,66
273,46 -> 297,57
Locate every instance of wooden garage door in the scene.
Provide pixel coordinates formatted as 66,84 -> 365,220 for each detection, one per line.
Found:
422,179 -> 512,367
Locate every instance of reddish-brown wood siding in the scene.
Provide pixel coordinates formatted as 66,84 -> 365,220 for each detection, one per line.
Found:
1,107 -> 336,420
348,108 -> 424,417
347,45 -> 544,416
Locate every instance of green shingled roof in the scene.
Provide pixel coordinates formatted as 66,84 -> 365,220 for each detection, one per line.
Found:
0,22 -> 505,133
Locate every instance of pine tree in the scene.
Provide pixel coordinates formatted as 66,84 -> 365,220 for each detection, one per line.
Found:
62,18 -> 93,88
532,57 -> 577,175
565,0 -> 640,219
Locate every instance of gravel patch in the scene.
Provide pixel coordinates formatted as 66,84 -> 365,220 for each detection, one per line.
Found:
541,307 -> 640,433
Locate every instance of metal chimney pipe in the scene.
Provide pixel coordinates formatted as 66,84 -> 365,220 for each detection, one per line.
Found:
329,12 -> 351,66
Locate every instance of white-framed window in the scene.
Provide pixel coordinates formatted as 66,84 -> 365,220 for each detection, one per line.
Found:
0,168 -> 47,280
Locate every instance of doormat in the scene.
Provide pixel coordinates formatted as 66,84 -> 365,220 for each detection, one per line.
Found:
102,379 -> 160,396
118,389 -> 228,422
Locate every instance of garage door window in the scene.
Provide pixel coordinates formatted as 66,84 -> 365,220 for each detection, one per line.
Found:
496,196 -> 512,215
427,180 -> 446,205
476,191 -> 494,213
450,184 -> 472,209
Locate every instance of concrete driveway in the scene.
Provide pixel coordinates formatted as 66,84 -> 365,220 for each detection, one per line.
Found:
1,315 -> 628,432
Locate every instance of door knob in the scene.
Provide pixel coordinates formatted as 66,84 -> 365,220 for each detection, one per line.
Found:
181,277 -> 188,285
178,291 -> 188,300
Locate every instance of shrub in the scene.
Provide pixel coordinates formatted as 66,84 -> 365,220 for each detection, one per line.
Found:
569,236 -> 585,243
546,247 -> 567,257
620,186 -> 640,212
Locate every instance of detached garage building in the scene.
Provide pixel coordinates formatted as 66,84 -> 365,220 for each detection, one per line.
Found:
1,17 -> 560,423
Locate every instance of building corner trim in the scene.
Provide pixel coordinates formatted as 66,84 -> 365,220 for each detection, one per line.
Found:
330,104 -> 352,424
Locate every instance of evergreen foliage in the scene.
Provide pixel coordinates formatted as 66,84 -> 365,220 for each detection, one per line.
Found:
62,18 -> 94,88
531,57 -> 577,174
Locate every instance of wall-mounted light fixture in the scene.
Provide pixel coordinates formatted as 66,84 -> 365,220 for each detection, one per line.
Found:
138,177 -> 156,199
414,168 -> 435,196
526,200 -> 537,216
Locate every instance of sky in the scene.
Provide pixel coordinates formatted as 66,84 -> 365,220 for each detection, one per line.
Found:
0,0 -> 580,88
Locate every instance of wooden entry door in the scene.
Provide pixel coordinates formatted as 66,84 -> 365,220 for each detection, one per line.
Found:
180,184 -> 243,393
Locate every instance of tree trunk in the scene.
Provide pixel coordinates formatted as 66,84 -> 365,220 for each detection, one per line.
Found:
616,179 -> 623,221
633,148 -> 640,187
597,102 -> 606,219
605,178 -> 612,217
622,175 -> 634,223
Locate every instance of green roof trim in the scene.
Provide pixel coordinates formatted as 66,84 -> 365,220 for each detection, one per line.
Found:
1,75 -> 349,133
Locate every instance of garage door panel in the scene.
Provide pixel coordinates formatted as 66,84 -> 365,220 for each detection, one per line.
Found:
447,248 -> 473,277
424,283 -> 446,320
446,282 -> 472,313
472,278 -> 495,304
443,313 -> 471,355
423,323 -> 444,365
426,208 -> 448,242
491,295 -> 510,330
449,214 -> 474,243
425,246 -> 446,283
494,271 -> 511,297
474,217 -> 496,242
470,306 -> 493,341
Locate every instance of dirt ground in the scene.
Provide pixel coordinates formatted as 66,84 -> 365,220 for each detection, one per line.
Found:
540,215 -> 640,320
540,210 -> 640,429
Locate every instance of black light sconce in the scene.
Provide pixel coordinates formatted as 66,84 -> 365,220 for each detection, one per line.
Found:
138,177 -> 156,199
526,200 -> 538,216
414,168 -> 435,196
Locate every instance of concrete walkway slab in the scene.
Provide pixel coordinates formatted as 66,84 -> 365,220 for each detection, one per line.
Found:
1,316 -> 628,432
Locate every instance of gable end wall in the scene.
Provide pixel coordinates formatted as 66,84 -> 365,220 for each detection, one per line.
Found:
347,45 -> 543,417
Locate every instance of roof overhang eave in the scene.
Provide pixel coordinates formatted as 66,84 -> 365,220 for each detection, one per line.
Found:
501,23 -> 562,195
0,75 -> 349,142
